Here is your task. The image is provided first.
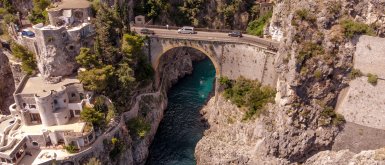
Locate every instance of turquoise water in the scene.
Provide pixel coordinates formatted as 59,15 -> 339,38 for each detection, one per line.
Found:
146,58 -> 216,165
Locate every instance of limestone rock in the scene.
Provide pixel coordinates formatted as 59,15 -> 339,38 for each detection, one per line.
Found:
0,51 -> 15,114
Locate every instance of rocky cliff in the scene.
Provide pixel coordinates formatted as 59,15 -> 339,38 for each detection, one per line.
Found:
196,0 -> 385,164
134,0 -> 260,30
84,47 -> 208,165
0,50 -> 15,114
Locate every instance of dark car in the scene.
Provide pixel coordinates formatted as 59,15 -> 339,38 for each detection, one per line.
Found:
21,30 -> 35,37
228,31 -> 242,37
140,28 -> 155,35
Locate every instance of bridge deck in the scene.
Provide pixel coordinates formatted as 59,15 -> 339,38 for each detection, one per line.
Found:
132,26 -> 279,51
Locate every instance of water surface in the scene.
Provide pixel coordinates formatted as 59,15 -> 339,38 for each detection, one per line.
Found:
146,59 -> 216,165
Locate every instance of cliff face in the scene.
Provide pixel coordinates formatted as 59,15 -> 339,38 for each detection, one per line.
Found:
135,0 -> 259,30
91,47 -> 208,165
0,51 -> 15,114
196,0 -> 385,164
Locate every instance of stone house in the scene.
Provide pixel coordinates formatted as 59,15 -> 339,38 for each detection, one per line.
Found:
16,0 -> 95,78
0,75 -> 96,164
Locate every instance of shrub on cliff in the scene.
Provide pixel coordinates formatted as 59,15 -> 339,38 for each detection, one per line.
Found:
80,107 -> 105,127
349,68 -> 363,80
64,145 -> 77,153
10,42 -> 37,75
126,116 -> 151,138
222,76 -> 276,120
367,73 -> 378,86
28,0 -> 51,24
296,42 -> 324,66
341,19 -> 375,38
247,11 -> 273,37
320,106 -> 345,126
85,158 -> 101,165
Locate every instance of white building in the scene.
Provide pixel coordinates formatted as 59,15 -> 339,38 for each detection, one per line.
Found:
0,75 -> 96,164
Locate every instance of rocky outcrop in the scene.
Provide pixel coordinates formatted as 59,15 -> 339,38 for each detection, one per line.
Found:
305,148 -> 385,164
196,0 -> 385,164
0,51 -> 15,114
195,95 -> 290,165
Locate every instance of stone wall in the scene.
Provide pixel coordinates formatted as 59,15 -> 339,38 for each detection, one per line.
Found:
32,25 -> 95,78
150,38 -> 278,87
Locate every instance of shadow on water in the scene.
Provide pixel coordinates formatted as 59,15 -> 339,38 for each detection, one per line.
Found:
146,58 -> 216,165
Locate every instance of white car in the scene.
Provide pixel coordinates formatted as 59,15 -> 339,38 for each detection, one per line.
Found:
177,26 -> 196,34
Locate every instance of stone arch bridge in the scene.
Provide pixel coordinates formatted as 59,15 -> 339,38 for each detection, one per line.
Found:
145,32 -> 279,88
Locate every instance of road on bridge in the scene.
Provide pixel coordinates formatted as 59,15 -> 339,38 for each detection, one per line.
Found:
132,26 -> 280,49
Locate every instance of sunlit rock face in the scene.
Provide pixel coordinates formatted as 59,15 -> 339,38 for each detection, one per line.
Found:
0,51 -> 15,114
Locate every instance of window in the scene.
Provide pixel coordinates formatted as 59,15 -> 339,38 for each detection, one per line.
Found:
54,100 -> 58,104
22,103 -> 26,108
75,110 -> 80,115
64,99 -> 67,103
71,93 -> 76,97
29,105 -> 36,109
32,141 -> 39,147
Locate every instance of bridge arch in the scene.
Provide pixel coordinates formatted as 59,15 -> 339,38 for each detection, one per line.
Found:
152,45 -> 221,78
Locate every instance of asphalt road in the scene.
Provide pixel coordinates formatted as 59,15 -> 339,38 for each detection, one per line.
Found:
132,27 -> 280,49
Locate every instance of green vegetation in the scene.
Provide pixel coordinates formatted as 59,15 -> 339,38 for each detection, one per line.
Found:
326,1 -> 342,16
221,76 -> 276,120
341,19 -> 375,38
76,4 -> 153,111
28,0 -> 51,24
313,70 -> 323,79
108,137 -> 125,159
10,42 -> 37,75
106,104 -> 116,123
348,68 -> 363,79
367,73 -> 378,86
297,42 -> 325,65
85,158 -> 101,165
246,11 -> 272,37
320,107 -> 345,126
134,0 -> 169,19
126,117 -> 151,138
64,145 -> 77,153
0,0 -> 17,24
178,0 -> 205,26
80,107 -> 104,127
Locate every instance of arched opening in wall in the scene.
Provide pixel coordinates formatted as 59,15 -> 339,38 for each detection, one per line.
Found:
154,46 -> 220,90
147,46 -> 218,164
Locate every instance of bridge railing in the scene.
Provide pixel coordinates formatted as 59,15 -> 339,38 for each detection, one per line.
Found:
131,24 -> 247,33
131,24 -> 280,52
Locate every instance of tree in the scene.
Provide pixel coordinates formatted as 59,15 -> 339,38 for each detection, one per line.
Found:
28,0 -> 51,24
1,0 -> 15,13
78,65 -> 114,93
117,63 -> 135,87
76,48 -> 100,69
10,42 -> 37,74
80,107 -> 104,126
126,117 -> 151,138
94,4 -> 122,64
